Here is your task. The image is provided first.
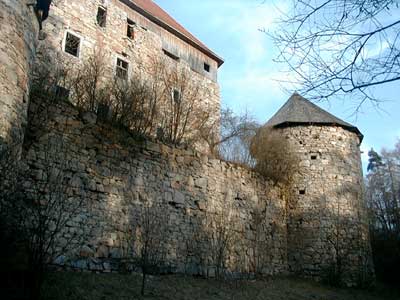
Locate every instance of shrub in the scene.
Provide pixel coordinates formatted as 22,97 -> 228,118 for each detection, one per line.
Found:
250,127 -> 299,184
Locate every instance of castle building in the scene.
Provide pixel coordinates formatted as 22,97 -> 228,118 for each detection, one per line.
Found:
0,0 -> 373,286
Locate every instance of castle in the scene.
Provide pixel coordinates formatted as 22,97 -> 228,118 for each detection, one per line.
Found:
0,0 -> 373,285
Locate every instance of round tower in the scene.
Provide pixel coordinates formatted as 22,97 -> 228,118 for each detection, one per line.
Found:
265,93 -> 374,285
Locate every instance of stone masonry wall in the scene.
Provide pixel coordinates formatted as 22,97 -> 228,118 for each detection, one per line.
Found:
0,0 -> 39,149
22,97 -> 288,276
280,125 -> 374,285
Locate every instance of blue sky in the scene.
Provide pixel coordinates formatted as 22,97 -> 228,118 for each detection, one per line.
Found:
155,0 -> 400,170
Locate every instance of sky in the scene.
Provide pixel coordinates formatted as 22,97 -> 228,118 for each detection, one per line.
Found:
155,0 -> 400,171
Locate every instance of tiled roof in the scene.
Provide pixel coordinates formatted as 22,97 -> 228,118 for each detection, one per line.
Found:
119,0 -> 224,67
265,93 -> 363,141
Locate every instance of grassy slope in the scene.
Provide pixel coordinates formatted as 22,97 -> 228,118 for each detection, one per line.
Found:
42,272 -> 399,300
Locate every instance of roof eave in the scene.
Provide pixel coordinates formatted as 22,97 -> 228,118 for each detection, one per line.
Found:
273,122 -> 364,144
119,0 -> 224,67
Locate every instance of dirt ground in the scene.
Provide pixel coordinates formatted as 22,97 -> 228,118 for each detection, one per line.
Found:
42,272 -> 400,300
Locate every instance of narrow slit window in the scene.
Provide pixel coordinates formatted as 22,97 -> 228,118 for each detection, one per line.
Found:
97,6 -> 107,27
163,49 -> 179,61
64,32 -> 80,57
204,63 -> 210,72
172,89 -> 181,103
116,58 -> 129,80
127,18 -> 135,39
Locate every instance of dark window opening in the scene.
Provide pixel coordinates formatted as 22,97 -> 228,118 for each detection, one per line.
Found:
163,49 -> 179,61
97,102 -> 111,121
97,6 -> 107,27
55,86 -> 70,101
311,155 -> 317,160
173,89 -> 181,103
116,58 -> 129,80
64,32 -> 80,57
299,189 -> 306,195
204,63 -> 210,72
127,18 -> 135,39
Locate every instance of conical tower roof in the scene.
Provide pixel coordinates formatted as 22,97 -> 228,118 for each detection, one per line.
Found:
265,93 -> 363,141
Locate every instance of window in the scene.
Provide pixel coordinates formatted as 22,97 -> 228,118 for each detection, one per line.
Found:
204,63 -> 210,72
116,58 -> 129,80
311,155 -> 318,160
97,6 -> 107,27
163,49 -> 179,61
64,32 -> 81,57
172,89 -> 181,103
55,86 -> 70,101
299,189 -> 306,195
127,18 -> 135,39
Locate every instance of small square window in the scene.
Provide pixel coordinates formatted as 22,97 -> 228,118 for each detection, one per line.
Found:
299,189 -> 306,195
116,58 -> 129,80
311,155 -> 317,160
127,18 -> 135,39
64,32 -> 80,57
97,7 -> 107,27
204,63 -> 210,72
55,85 -> 70,101
172,89 -> 181,103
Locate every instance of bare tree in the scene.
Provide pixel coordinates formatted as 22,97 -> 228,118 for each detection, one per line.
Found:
367,142 -> 400,236
269,0 -> 400,108
366,141 -> 400,285
132,202 -> 169,296
203,107 -> 260,165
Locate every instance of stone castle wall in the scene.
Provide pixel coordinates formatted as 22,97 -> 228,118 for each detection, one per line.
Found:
22,97 -> 288,276
0,0 -> 39,149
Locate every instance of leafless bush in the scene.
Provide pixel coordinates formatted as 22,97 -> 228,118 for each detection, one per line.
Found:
31,46 -> 72,103
1,132 -> 87,300
69,48 -> 111,113
156,61 -> 211,147
201,194 -> 242,279
131,202 -> 169,296
250,127 -> 299,184
110,75 -> 158,137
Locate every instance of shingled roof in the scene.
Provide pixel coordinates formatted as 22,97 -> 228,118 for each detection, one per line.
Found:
265,93 -> 363,141
119,0 -> 224,67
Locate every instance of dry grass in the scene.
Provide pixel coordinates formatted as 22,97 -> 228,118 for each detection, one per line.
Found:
42,272 -> 399,300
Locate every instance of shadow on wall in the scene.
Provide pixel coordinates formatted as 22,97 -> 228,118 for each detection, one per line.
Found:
17,78 -> 289,281
287,167 -> 374,287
